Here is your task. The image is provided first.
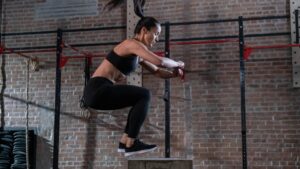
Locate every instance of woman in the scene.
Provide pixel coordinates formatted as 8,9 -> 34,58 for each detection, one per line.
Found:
82,16 -> 184,157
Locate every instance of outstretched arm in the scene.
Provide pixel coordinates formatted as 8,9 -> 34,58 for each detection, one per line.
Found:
129,40 -> 185,69
139,59 -> 184,79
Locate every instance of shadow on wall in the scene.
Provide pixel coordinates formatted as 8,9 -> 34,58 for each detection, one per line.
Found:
3,93 -> 164,133
76,108 -> 164,133
36,136 -> 53,169
70,109 -> 165,169
3,93 -> 166,168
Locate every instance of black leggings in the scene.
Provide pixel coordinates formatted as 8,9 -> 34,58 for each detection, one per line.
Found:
83,77 -> 150,138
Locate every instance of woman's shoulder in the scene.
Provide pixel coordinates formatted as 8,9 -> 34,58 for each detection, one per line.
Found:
113,39 -> 142,56
122,38 -> 140,45
128,38 -> 148,50
117,38 -> 146,52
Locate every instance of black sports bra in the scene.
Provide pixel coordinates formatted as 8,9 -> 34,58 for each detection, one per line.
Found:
106,50 -> 138,75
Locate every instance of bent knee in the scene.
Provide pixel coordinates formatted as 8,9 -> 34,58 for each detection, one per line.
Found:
141,88 -> 151,101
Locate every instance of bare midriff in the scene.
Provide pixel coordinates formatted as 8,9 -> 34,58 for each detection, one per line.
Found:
92,59 -> 126,83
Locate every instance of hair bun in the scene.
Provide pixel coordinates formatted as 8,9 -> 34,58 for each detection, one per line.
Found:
104,0 -> 125,10
134,0 -> 145,18
105,0 -> 145,18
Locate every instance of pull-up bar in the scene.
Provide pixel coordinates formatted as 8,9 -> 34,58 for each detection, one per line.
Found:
244,43 -> 300,60
170,39 -> 238,46
0,45 -> 37,60
0,45 -> 40,72
59,41 -> 106,68
59,41 -> 167,68
59,54 -> 105,68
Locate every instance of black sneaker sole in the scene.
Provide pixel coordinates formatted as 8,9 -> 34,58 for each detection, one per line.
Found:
124,147 -> 157,157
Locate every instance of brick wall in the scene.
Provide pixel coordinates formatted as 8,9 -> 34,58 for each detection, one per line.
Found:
1,0 -> 299,169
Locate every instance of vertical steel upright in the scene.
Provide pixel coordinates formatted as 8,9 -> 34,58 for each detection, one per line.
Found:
84,58 -> 90,85
127,0 -> 142,86
0,0 -> 4,131
164,22 -> 171,158
53,28 -> 63,169
295,10 -> 299,44
238,16 -> 248,169
291,1 -> 300,87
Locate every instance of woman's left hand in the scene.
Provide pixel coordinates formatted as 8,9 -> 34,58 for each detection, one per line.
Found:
173,67 -> 185,80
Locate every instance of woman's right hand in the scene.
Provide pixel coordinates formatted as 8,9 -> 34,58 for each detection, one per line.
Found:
176,61 -> 185,81
177,61 -> 185,69
161,58 -> 185,69
172,67 -> 185,81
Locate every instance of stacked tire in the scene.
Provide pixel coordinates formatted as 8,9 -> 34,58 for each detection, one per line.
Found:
0,131 -> 13,169
0,131 -> 34,169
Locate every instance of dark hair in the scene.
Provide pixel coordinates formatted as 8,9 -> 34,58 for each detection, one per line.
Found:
104,0 -> 124,10
105,0 -> 145,18
134,16 -> 160,34
133,0 -> 145,18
